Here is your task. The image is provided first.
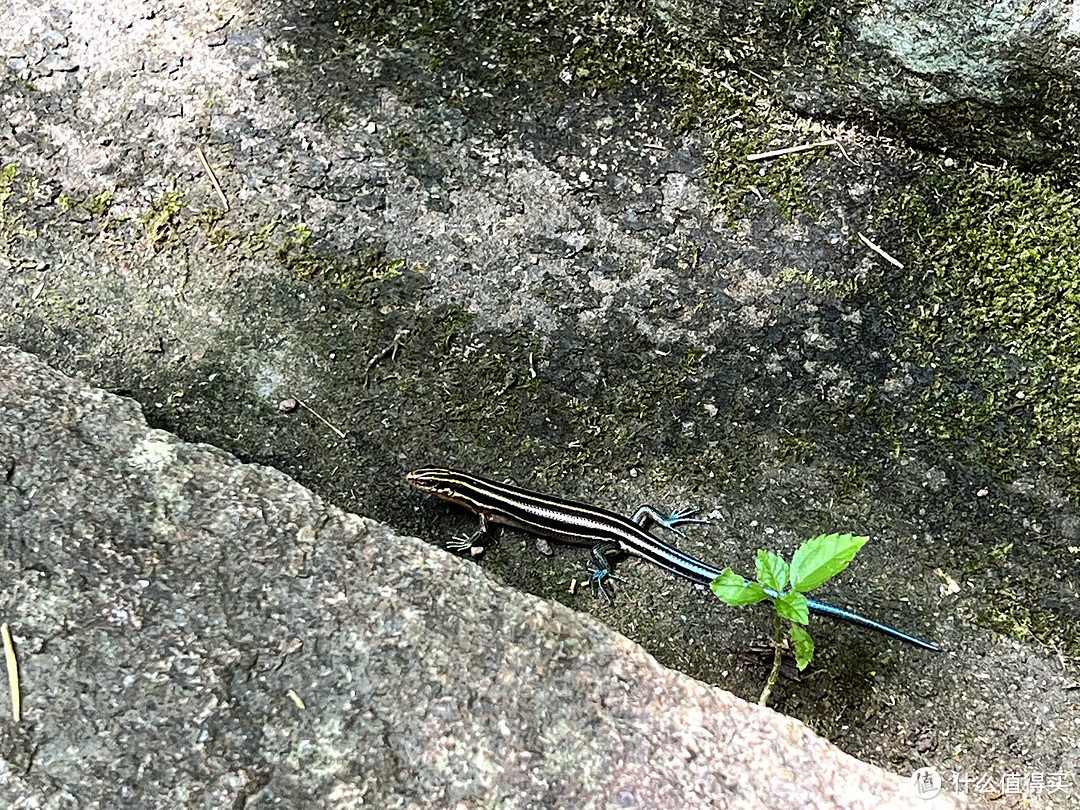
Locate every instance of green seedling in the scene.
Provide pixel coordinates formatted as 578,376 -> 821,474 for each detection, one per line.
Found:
711,532 -> 868,705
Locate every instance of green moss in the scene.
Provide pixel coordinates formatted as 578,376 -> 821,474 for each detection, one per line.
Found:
777,265 -> 865,299
683,347 -> 705,375
884,169 -> 1080,486
835,465 -> 867,498
979,601 -> 1080,659
699,118 -> 819,221
988,541 -> 1014,565
778,433 -> 816,464
243,219 -> 282,254
0,163 -> 37,243
85,191 -> 114,218
870,166 -> 1080,654
141,191 -> 186,249
287,222 -> 313,246
435,306 -> 476,352
58,189 -> 114,219
275,223 -> 322,276
276,222 -> 406,294
1,164 -> 22,229
198,211 -> 282,256
444,347 -> 541,437
0,163 -> 17,198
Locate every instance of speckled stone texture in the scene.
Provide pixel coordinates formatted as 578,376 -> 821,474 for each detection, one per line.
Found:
0,347 -> 972,808
649,0 -> 1080,164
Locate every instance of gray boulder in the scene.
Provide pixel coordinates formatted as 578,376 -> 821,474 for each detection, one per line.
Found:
650,0 -> 1080,164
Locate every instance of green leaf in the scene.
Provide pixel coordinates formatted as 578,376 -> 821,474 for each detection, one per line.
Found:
710,569 -> 769,606
790,624 -> 814,670
789,533 -> 869,592
755,549 -> 789,593
774,591 -> 809,624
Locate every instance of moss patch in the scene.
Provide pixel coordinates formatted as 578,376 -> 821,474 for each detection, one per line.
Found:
856,165 -> 1080,656
141,191 -> 186,250
884,169 -> 1080,486
280,230 -> 406,293
1,163 -> 39,245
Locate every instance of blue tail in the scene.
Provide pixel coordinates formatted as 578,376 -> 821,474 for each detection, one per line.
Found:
754,581 -> 939,651
805,597 -> 940,651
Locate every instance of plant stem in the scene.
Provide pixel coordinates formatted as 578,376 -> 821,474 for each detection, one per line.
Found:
758,612 -> 784,706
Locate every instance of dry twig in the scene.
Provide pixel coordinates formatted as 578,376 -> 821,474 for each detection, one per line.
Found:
364,329 -> 410,386
196,146 -> 230,211
2,623 -> 20,722
292,396 -> 346,438
858,232 -> 904,269
747,139 -> 838,162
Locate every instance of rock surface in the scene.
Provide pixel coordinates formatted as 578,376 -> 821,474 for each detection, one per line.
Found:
650,0 -> 1080,164
1,0 -> 1079,804
0,346 -> 968,807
